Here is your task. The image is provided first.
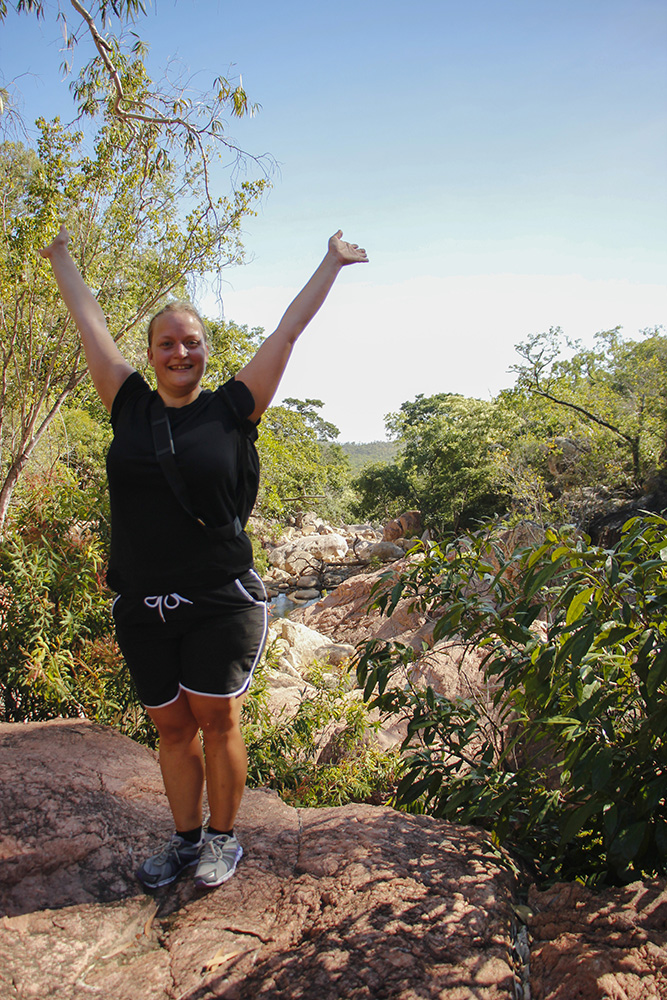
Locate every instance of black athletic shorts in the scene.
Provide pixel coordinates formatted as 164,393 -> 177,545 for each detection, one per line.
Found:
112,569 -> 268,709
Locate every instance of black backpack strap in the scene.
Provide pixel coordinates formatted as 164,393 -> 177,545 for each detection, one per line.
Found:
149,395 -> 242,540
219,384 -> 251,515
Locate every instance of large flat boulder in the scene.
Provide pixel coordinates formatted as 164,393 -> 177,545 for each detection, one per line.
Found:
0,719 -> 516,999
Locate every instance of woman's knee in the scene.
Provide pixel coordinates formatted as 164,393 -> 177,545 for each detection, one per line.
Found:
147,693 -> 200,746
187,693 -> 244,741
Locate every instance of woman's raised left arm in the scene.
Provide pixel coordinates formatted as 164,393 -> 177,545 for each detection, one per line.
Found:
236,230 -> 368,422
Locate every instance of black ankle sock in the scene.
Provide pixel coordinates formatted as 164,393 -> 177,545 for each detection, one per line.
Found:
207,825 -> 233,837
177,825 -> 203,844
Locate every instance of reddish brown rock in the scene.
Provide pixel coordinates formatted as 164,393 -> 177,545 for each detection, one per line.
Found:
383,511 -> 423,542
0,719 -> 516,999
528,879 -> 667,1000
295,560 -> 434,649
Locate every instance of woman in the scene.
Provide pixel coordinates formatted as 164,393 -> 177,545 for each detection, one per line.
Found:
40,224 -> 368,889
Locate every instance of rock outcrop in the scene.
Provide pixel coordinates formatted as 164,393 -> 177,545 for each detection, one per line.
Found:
263,617 -> 356,715
261,513 -> 414,608
527,879 -> 667,1000
1,719 -> 517,1000
383,511 -> 423,542
293,558 -> 427,648
2,717 -> 666,998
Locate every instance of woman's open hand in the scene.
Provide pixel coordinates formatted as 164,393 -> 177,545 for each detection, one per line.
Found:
39,223 -> 70,260
328,230 -> 368,266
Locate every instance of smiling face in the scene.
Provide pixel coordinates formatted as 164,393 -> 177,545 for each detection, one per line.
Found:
147,310 -> 210,406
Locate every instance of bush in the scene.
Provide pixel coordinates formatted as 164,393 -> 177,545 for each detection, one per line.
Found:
0,469 -> 155,744
242,650 -> 399,808
357,515 -> 667,885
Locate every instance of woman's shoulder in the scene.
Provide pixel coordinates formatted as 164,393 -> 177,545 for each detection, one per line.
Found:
110,371 -> 152,426
215,377 -> 256,423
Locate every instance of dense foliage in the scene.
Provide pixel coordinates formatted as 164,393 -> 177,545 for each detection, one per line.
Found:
243,655 -> 399,808
353,393 -> 511,531
0,469 -> 154,743
358,516 -> 667,885
507,326 -> 667,487
353,327 -> 667,535
256,399 -> 352,523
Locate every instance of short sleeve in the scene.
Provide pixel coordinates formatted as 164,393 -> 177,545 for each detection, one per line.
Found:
223,377 -> 256,423
110,371 -> 150,429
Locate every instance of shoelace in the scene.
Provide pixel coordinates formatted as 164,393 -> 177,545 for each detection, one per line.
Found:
143,592 -> 193,622
154,837 -> 182,864
202,836 -> 229,861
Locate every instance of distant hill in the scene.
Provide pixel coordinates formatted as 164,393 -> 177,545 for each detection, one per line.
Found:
340,440 -> 399,473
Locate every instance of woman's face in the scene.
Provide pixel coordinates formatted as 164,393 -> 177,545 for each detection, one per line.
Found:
147,311 -> 209,402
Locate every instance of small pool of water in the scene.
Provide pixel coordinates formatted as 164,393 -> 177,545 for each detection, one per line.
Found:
269,592 -> 321,619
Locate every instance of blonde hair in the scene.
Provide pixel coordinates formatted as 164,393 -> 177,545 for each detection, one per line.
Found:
147,302 -> 207,346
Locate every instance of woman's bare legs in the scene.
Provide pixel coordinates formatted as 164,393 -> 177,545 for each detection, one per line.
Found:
146,692 -> 205,831
147,689 -> 247,833
185,691 -> 247,832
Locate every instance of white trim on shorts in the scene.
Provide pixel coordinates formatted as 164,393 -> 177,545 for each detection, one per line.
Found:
179,571 -> 269,699
142,688 -> 184,711
234,568 -> 268,605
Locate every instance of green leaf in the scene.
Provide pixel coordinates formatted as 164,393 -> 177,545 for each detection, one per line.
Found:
647,645 -> 667,698
561,799 -> 602,844
609,821 -> 648,866
565,586 -> 596,627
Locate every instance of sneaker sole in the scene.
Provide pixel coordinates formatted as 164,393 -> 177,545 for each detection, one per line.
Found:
194,847 -> 243,889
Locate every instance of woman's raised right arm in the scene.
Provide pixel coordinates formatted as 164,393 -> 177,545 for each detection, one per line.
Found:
40,225 -> 135,413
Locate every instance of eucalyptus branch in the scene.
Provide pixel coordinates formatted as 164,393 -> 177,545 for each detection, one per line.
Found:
68,0 -> 249,209
531,381 -> 635,446
69,0 -> 126,116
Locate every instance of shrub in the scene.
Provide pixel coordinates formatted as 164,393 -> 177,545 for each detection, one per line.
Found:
357,515 -> 667,885
0,469 -> 154,744
242,649 -> 399,808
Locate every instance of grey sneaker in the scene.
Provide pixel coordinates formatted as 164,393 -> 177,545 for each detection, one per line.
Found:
136,833 -> 203,888
194,833 -> 243,888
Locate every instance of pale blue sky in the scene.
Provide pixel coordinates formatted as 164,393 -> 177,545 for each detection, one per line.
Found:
2,0 -> 666,440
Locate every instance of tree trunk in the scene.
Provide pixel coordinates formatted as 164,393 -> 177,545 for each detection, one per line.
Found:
0,393 -> 74,534
0,456 -> 30,534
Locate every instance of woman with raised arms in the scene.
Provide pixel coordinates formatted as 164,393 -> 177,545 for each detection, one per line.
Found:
40,225 -> 368,889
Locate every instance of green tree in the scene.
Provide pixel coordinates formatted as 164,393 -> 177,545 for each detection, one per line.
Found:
0,118 -> 264,528
508,326 -> 667,487
354,393 -> 510,532
256,399 -> 351,522
352,461 -> 413,523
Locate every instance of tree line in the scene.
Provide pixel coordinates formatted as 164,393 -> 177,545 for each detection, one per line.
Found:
355,325 -> 667,535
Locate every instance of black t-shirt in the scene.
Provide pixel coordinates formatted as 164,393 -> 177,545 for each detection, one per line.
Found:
106,371 -> 257,595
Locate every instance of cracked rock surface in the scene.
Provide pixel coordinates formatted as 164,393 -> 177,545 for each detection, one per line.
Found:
2,719 -> 665,999
1,719 -> 516,999
527,879 -> 667,1000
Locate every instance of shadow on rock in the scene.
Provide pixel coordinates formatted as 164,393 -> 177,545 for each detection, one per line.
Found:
0,718 -> 173,916
0,719 -> 517,1000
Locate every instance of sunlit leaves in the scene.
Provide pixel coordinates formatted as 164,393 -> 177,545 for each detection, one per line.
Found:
358,515 -> 667,884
